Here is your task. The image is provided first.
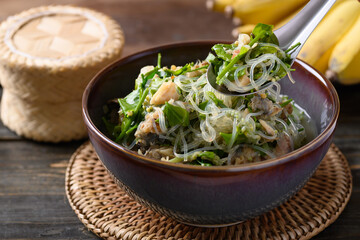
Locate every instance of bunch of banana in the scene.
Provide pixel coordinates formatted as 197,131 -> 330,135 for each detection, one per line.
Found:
206,0 -> 360,85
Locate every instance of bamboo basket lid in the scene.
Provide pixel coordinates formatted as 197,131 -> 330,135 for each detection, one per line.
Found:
0,5 -> 123,68
0,5 -> 124,142
66,142 -> 352,240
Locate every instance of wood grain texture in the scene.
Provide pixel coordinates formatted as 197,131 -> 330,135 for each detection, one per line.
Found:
0,0 -> 359,239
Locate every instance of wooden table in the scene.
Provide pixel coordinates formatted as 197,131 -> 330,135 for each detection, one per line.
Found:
0,1 -> 359,239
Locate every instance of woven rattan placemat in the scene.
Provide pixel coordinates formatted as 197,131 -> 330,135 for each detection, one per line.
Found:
65,142 -> 352,240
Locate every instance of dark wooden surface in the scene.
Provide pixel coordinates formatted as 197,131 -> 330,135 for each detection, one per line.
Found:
0,0 -> 359,239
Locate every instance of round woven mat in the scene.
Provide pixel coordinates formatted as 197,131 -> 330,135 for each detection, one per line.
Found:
65,142 -> 352,240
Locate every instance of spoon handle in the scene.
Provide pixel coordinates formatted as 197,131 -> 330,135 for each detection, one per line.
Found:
275,0 -> 337,62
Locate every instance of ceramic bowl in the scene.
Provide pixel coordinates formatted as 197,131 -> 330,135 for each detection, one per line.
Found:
82,41 -> 339,226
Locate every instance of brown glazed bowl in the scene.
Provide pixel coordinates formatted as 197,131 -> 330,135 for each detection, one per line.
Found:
82,41 -> 339,226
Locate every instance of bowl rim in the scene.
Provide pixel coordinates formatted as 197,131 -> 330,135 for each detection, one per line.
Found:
82,40 -> 340,172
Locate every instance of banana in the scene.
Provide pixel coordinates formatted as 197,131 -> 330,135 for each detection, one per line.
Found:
226,0 -> 308,25
298,0 -> 360,65
313,45 -> 335,74
326,54 -> 360,85
327,14 -> 360,84
206,0 -> 235,13
231,3 -> 305,38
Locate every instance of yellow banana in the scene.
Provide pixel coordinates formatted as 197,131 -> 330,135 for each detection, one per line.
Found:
231,1 -> 306,37
328,13 -> 360,75
312,1 -> 351,75
300,0 -> 352,66
227,0 -> 308,25
206,0 -> 236,13
231,2 -> 305,38
313,46 -> 335,74
327,14 -> 360,84
230,0 -> 350,36
298,0 -> 360,65
297,0 -> 352,75
328,53 -> 360,85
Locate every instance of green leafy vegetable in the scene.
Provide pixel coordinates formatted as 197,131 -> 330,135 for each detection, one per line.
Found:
118,89 -> 140,117
197,151 -> 224,165
250,45 -> 278,59
149,75 -> 165,95
102,117 -> 121,138
198,151 -> 218,161
116,88 -> 149,142
135,67 -> 160,90
250,23 -> 279,46
116,117 -> 132,142
163,102 -> 189,127
211,44 -> 233,62
220,132 -> 233,146
220,131 -> 246,147
198,100 -> 209,110
216,46 -> 249,84
205,52 -> 216,62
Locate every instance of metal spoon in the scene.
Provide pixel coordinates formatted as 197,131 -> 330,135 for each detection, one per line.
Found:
207,0 -> 337,96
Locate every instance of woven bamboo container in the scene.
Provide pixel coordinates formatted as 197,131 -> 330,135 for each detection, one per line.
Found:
0,5 -> 124,142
